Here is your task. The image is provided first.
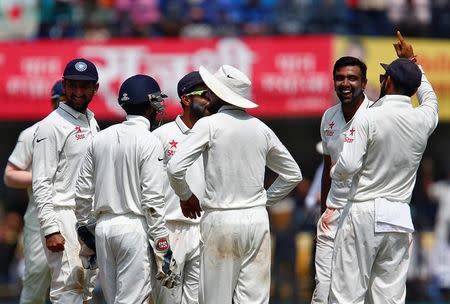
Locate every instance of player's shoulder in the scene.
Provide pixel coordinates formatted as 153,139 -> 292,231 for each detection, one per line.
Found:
153,120 -> 177,136
322,102 -> 341,119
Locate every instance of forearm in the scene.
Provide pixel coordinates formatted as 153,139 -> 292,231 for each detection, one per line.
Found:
4,167 -> 32,189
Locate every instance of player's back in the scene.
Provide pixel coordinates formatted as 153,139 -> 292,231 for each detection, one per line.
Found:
91,117 -> 163,216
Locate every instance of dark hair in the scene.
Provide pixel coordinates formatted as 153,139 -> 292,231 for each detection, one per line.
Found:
333,56 -> 367,80
121,103 -> 149,115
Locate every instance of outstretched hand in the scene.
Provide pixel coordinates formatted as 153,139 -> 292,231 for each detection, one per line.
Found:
393,31 -> 415,59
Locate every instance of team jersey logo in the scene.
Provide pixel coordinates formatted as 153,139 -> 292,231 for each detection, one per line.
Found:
167,139 -> 178,156
344,127 -> 355,143
75,125 -> 85,140
325,120 -> 335,136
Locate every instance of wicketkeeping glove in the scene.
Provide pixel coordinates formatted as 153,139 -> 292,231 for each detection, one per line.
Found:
77,225 -> 97,270
154,237 -> 180,289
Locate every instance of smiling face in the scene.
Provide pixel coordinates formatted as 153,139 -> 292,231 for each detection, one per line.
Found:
334,65 -> 367,106
63,79 -> 98,113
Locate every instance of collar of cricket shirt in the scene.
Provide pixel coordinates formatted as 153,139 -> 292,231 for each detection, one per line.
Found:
218,104 -> 245,113
59,102 -> 95,121
175,115 -> 190,134
125,115 -> 151,130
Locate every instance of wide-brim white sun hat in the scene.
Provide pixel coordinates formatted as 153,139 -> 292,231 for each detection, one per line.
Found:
199,65 -> 258,109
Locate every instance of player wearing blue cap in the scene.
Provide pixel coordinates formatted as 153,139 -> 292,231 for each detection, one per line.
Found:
329,32 -> 439,303
74,74 -> 179,303
4,80 -> 64,304
32,58 -> 100,303
152,71 -> 210,304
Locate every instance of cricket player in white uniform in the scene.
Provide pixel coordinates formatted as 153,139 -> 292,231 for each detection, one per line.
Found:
32,58 -> 100,303
329,32 -> 439,303
311,56 -> 372,304
3,80 -> 63,304
167,65 -> 303,304
74,74 -> 179,303
152,71 -> 210,304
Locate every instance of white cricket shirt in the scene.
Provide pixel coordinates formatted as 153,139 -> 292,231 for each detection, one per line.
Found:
153,115 -> 204,224
75,115 -> 167,241
167,105 -> 302,210
32,103 -> 99,236
8,123 -> 40,232
331,68 -> 438,205
320,96 -> 372,209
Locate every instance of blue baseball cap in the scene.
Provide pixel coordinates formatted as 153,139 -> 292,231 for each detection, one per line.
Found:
380,58 -> 421,92
63,58 -> 98,82
177,71 -> 204,98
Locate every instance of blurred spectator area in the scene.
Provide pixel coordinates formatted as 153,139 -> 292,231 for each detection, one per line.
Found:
0,0 -> 449,41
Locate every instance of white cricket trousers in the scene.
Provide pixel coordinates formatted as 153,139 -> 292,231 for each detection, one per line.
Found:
95,213 -> 153,304
310,208 -> 342,304
199,206 -> 271,304
329,201 -> 413,304
152,221 -> 200,304
42,207 -> 97,303
20,226 -> 51,304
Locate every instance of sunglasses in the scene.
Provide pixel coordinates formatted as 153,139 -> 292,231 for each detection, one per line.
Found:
185,89 -> 208,98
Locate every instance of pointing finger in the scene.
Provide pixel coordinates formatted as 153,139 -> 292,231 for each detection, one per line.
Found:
397,30 -> 405,43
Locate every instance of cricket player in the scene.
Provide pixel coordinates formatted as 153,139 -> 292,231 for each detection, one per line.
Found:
32,58 -> 100,303
311,56 -> 372,304
329,32 -> 439,303
152,71 -> 210,303
74,74 -> 179,303
167,64 -> 303,304
3,80 -> 63,304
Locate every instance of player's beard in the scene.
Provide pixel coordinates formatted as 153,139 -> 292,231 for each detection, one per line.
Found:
191,102 -> 208,119
65,95 -> 91,113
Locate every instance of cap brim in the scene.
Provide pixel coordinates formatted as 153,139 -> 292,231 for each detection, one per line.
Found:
64,75 -> 98,81
199,66 -> 258,109
380,63 -> 389,71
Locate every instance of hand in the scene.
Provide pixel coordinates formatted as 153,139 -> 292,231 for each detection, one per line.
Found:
393,31 -> 415,59
180,194 -> 202,219
46,232 -> 65,252
153,237 -> 180,289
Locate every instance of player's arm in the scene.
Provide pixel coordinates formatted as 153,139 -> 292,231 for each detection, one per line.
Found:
75,142 -> 96,226
331,116 -> 369,181
32,123 -> 64,252
320,155 -> 332,214
265,130 -> 303,206
167,118 -> 209,217
4,127 -> 34,189
4,163 -> 32,189
141,140 -> 179,288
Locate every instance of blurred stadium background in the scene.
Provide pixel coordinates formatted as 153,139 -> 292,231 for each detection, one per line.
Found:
0,0 -> 449,303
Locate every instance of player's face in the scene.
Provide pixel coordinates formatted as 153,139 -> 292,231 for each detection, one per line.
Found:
334,66 -> 367,106
187,85 -> 211,119
63,79 -> 98,113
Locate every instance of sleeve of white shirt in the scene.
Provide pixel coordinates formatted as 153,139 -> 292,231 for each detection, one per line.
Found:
265,129 -> 303,206
416,65 -> 439,133
32,122 -> 61,236
75,141 -> 96,227
331,115 -> 369,181
141,140 -> 169,245
8,127 -> 34,170
319,111 -> 329,155
167,118 -> 210,201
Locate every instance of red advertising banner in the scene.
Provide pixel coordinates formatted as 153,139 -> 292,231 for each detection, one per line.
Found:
0,36 -> 335,121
